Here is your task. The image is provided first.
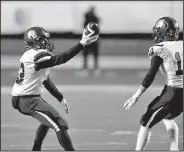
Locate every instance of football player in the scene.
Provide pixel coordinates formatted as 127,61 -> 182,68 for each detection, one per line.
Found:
11,26 -> 98,151
124,17 -> 183,151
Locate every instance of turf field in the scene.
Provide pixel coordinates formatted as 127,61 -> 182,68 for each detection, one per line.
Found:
1,39 -> 183,151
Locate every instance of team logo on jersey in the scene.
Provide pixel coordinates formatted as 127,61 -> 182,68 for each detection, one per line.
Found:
148,47 -> 154,56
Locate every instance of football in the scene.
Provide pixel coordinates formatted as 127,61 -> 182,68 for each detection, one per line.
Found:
85,22 -> 100,36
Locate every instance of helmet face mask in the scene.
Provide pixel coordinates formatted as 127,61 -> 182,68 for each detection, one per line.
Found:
152,17 -> 180,43
172,20 -> 180,40
24,27 -> 53,51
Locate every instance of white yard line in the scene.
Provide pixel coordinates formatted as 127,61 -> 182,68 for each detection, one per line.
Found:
110,131 -> 137,136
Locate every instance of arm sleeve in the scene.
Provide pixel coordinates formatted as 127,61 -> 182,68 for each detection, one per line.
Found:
35,43 -> 84,71
42,76 -> 64,102
141,55 -> 163,88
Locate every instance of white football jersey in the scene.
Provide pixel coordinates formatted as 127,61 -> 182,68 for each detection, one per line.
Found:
148,40 -> 183,88
12,49 -> 52,96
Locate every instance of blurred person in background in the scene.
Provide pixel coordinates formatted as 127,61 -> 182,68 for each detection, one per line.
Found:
82,6 -> 100,75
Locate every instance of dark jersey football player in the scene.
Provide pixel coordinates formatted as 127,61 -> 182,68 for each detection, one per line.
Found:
11,26 -> 98,151
124,17 -> 183,151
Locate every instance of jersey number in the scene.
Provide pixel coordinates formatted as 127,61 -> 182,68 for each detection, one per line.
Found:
175,52 -> 183,75
16,62 -> 25,85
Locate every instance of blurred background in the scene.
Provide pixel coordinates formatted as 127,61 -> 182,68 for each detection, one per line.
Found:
1,1 -> 183,151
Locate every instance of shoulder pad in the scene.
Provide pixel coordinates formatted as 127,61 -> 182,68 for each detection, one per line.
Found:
34,49 -> 53,63
148,45 -> 161,57
148,45 -> 168,59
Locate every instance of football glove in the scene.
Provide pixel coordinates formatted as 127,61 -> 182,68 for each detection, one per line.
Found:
80,28 -> 99,46
61,98 -> 69,114
124,95 -> 139,110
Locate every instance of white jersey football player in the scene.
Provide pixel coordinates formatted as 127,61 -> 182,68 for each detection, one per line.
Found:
124,17 -> 183,151
148,40 -> 183,88
12,48 -> 51,96
11,26 -> 99,151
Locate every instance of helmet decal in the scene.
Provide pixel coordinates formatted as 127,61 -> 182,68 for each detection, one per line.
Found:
156,20 -> 165,27
27,30 -> 37,40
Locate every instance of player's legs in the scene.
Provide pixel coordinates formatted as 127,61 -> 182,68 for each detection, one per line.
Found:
136,104 -> 163,151
32,124 -> 73,151
92,42 -> 99,70
56,127 -> 74,151
15,96 -> 75,151
135,125 -> 151,151
30,98 -> 75,151
32,123 -> 50,151
162,87 -> 183,151
163,119 -> 179,151
137,105 -> 171,151
82,47 -> 89,69
12,96 -> 50,151
136,85 -> 180,151
32,110 -> 74,151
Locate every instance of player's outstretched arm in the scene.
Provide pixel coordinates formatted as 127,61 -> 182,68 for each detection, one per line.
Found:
124,55 -> 163,110
34,29 -> 98,71
42,76 -> 69,113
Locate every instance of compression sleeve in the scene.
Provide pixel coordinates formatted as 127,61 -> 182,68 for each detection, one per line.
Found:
35,43 -> 84,71
42,77 -> 63,102
141,55 -> 163,88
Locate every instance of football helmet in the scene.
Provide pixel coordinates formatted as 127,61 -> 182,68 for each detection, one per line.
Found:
24,26 -> 53,51
152,17 -> 180,43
